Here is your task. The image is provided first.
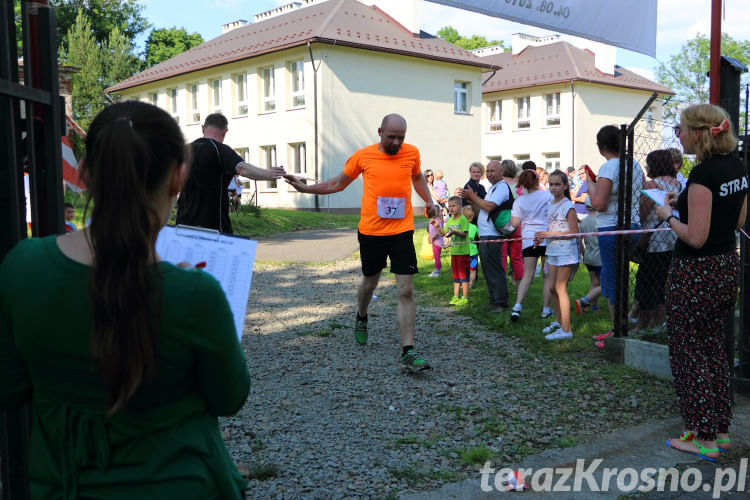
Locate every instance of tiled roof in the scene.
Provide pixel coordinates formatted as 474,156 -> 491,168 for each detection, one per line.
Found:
481,42 -> 674,95
107,0 -> 497,93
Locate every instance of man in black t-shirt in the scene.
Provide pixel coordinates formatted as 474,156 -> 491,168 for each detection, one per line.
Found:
176,113 -> 285,234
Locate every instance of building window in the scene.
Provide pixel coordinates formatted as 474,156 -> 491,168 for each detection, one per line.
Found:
454,81 -> 469,114
288,60 -> 305,108
167,88 -> 179,123
260,67 -> 275,113
260,145 -> 277,190
211,79 -> 222,113
187,83 -> 200,123
545,93 -> 560,126
150,92 -> 158,106
646,107 -> 655,131
544,153 -> 560,172
516,97 -> 530,129
514,154 -> 530,162
289,142 -> 306,175
488,100 -> 502,132
235,73 -> 248,116
486,155 -> 502,162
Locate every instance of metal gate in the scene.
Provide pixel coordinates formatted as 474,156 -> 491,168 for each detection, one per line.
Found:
1,1 -> 64,499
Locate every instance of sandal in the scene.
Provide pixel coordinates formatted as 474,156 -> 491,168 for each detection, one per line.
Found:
682,430 -> 730,452
717,437 -> 730,452
666,436 -> 720,462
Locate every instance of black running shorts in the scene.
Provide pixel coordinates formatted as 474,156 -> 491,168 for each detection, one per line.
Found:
358,230 -> 418,277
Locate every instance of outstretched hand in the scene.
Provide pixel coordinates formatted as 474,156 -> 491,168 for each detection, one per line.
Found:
283,174 -> 307,193
268,166 -> 286,179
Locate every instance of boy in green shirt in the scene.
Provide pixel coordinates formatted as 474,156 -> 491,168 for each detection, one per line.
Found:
432,196 -> 470,305
462,205 -> 480,288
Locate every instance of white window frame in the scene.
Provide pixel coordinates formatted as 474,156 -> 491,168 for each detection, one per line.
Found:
545,93 -> 560,127
488,100 -> 502,132
289,142 -> 306,175
167,88 -> 179,123
188,83 -> 200,124
288,59 -> 305,108
544,153 -> 561,172
516,97 -> 530,129
454,81 -> 469,114
235,73 -> 248,116
211,79 -> 222,114
260,66 -> 276,113
260,145 -> 277,191
149,92 -> 158,106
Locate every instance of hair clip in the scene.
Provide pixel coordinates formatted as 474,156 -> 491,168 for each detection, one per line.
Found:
116,116 -> 133,128
710,118 -> 729,137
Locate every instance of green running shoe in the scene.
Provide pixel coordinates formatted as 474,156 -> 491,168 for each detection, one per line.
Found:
449,296 -> 460,306
456,297 -> 469,307
354,317 -> 368,345
401,349 -> 431,371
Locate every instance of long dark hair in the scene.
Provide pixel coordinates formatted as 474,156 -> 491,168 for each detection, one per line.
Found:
645,149 -> 676,178
83,101 -> 185,415
549,169 -> 571,200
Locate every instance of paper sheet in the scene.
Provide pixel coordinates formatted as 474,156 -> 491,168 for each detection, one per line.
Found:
640,189 -> 679,217
155,225 -> 257,340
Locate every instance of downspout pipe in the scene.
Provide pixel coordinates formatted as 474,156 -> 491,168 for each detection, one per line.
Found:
308,41 -> 320,212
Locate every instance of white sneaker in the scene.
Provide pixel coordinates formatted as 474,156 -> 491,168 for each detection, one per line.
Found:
428,270 -> 442,277
542,321 -> 561,334
540,309 -> 554,319
545,330 -> 573,340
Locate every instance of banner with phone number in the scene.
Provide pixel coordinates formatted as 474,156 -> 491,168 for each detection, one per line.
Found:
424,0 -> 657,57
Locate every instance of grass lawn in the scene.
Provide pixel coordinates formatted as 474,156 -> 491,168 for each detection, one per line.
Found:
65,191 -> 361,238
411,227 -> 622,360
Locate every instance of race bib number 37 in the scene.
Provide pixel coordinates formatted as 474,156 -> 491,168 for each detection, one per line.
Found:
377,196 -> 406,219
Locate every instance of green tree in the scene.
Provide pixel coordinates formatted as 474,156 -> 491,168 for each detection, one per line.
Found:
656,33 -> 750,121
102,26 -> 141,89
437,26 -> 505,51
52,0 -> 150,52
59,9 -> 105,131
144,27 -> 204,67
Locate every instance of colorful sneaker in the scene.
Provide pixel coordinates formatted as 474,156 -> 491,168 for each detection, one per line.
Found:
545,330 -> 573,340
542,321 -> 561,334
449,296 -> 461,306
428,270 -> 442,277
401,349 -> 431,371
575,297 -> 590,315
595,341 -> 605,350
591,305 -> 601,312
456,297 -> 469,306
354,317 -> 368,345
592,331 -> 613,341
540,309 -> 554,319
510,306 -> 521,322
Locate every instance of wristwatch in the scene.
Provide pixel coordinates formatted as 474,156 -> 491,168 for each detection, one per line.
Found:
666,215 -> 678,225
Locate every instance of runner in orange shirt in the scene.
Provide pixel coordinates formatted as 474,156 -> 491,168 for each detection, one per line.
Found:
285,114 -> 437,370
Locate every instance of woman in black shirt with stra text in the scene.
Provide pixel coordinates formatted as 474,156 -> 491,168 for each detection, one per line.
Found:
659,104 -> 748,461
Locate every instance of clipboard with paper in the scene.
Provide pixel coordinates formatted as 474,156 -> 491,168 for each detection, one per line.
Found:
640,189 -> 680,217
155,225 -> 257,340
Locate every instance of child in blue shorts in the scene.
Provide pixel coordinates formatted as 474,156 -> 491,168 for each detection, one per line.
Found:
462,205 -> 479,288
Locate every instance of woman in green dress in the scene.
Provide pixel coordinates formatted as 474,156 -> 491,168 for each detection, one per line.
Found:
0,101 -> 251,499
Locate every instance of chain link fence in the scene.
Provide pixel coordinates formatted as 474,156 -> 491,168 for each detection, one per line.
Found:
619,117 -> 698,342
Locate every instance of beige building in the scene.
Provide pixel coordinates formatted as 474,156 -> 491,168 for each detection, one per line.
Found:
477,34 -> 674,173
106,0 -> 495,211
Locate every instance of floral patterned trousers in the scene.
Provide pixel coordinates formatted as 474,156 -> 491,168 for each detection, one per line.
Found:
666,252 -> 740,440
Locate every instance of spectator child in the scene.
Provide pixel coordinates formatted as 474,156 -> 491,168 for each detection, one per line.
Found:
64,202 -> 77,232
432,196 -> 470,306
428,214 -> 444,277
534,169 -> 580,340
576,197 -> 602,315
433,170 -> 449,199
462,205 -> 480,287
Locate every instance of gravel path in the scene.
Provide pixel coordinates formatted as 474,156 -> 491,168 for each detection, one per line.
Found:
223,258 -> 677,499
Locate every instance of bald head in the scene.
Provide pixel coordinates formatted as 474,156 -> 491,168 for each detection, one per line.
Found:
378,113 -> 407,155
486,160 -> 503,185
